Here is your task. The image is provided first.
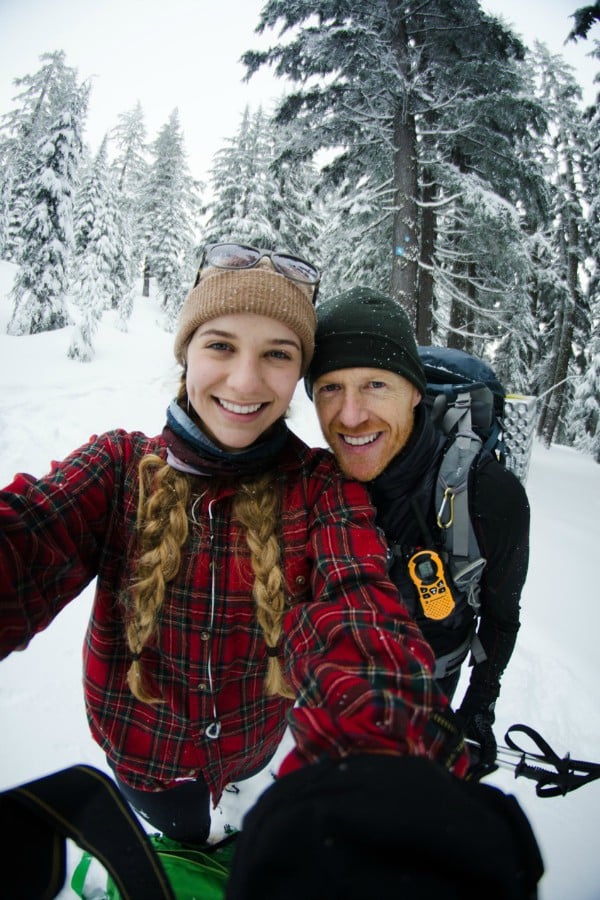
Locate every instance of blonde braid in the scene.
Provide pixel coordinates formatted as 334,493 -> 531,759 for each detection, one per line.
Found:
233,474 -> 294,699
126,454 -> 191,703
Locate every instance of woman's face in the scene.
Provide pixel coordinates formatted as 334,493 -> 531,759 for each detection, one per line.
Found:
185,312 -> 303,451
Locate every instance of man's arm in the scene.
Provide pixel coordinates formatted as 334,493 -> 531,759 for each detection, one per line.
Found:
456,457 -> 530,773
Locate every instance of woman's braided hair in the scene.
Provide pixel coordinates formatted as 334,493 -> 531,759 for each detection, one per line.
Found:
125,380 -> 292,702
232,475 -> 293,699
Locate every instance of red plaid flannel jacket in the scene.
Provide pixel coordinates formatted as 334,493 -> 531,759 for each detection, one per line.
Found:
0,428 -> 468,801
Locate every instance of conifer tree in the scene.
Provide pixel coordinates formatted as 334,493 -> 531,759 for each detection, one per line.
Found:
142,109 -> 201,325
571,331 -> 600,461
527,43 -> 593,447
68,136 -> 132,360
268,119 -> 323,263
205,107 -> 278,247
0,51 -> 83,263
110,102 -> 149,289
0,156 -> 11,260
570,42 -> 600,458
7,92 -> 86,335
315,173 -> 394,301
205,106 -> 323,265
243,0 -> 545,350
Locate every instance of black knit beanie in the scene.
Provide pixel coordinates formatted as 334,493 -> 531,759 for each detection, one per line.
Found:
305,286 -> 426,397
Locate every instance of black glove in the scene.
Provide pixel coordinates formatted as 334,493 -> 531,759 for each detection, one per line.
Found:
456,703 -> 498,781
225,754 -> 544,900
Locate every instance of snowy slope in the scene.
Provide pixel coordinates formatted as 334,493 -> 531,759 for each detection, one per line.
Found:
0,261 -> 598,899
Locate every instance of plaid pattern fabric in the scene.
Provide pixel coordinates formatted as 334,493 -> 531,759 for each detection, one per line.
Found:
0,429 -> 468,803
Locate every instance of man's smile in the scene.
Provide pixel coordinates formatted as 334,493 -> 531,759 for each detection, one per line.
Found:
340,432 -> 381,446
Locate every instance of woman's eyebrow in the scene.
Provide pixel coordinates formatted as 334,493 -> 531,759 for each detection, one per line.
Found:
198,327 -> 301,350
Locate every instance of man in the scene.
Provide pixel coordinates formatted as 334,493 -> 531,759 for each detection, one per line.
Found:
305,286 -> 530,774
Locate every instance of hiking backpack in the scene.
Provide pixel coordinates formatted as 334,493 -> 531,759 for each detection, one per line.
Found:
0,764 -> 237,900
406,347 -> 536,670
418,346 -> 537,484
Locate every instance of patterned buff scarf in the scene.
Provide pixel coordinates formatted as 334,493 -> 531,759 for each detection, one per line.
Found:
162,400 -> 291,478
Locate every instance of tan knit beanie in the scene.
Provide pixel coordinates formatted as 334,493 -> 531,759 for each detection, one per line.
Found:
174,265 -> 317,375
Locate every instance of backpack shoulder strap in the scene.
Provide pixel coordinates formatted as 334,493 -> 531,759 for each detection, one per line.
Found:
435,392 -> 487,611
0,765 -> 176,900
436,391 -> 480,556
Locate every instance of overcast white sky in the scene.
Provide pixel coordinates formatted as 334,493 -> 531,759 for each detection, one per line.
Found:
0,0 -> 597,183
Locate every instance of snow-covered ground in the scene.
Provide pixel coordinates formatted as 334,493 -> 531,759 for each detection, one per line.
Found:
0,260 -> 598,899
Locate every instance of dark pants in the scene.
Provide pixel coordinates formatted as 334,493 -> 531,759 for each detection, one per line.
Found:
111,767 -> 211,845
437,668 -> 462,704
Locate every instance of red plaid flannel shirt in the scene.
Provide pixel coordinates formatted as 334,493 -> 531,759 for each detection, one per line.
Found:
0,428 -> 468,802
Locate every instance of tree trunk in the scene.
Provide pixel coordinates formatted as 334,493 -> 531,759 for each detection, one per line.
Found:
416,178 -> 435,345
447,296 -> 464,350
142,257 -> 150,298
538,302 -> 574,445
538,155 -> 581,446
464,262 -> 476,354
390,107 -> 419,326
387,5 -> 419,327
447,259 -> 476,351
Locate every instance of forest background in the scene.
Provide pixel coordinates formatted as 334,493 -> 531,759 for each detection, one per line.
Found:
0,0 -> 599,461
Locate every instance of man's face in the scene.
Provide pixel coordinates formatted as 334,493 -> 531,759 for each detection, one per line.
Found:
313,367 -> 421,481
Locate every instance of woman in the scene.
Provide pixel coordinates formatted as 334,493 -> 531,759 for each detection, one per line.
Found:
0,242 -> 468,845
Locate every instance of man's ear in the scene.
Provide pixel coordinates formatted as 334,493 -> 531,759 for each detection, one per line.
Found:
412,389 -> 422,409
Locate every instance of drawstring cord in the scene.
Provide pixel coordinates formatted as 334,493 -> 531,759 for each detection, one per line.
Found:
191,495 -> 221,740
205,499 -> 221,739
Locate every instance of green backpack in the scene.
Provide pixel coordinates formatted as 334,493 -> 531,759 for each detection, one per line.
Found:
72,833 -> 237,900
0,763 -> 236,900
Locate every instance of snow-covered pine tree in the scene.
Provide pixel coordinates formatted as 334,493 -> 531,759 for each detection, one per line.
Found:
244,0 -> 546,365
112,101 -> 148,195
0,51 -> 83,264
0,155 -> 11,260
267,119 -> 324,265
571,330 -> 600,461
244,1 -> 427,313
205,106 -> 278,248
142,109 -> 201,326
570,42 -> 600,460
419,23 -> 547,370
204,106 -> 323,271
7,89 -> 87,335
527,42 -> 593,447
110,228 -> 136,332
88,132 -> 136,328
68,136 -> 132,360
73,146 -> 96,255
315,173 -> 395,301
110,102 -> 149,292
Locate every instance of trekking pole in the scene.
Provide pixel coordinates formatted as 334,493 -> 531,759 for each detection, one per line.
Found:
473,724 -> 600,797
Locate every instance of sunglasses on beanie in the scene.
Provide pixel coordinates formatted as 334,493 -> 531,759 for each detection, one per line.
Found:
195,242 -> 321,301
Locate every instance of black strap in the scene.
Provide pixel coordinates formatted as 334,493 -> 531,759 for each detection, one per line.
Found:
409,495 -> 435,547
504,724 -> 600,797
0,764 -> 176,900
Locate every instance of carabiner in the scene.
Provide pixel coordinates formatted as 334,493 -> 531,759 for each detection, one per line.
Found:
437,487 -> 455,529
